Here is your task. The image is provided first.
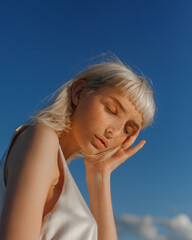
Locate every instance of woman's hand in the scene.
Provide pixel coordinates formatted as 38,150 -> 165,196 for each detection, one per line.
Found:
84,128 -> 145,176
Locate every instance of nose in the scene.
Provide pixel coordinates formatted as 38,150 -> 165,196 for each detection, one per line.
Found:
105,123 -> 124,139
104,127 -> 113,139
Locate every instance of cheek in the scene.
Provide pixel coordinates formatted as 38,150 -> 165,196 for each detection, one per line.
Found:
86,107 -> 108,132
83,98 -> 106,122
74,101 -> 104,129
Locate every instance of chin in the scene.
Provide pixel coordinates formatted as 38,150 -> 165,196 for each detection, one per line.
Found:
80,141 -> 101,156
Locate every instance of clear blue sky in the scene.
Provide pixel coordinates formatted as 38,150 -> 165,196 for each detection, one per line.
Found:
0,1 -> 191,239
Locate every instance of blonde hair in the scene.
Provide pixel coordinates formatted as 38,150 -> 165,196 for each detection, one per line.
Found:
30,57 -> 155,164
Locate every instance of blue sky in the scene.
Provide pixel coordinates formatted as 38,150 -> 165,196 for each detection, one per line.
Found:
0,0 -> 191,239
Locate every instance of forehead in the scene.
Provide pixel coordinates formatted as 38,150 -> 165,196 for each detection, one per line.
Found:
96,85 -> 143,125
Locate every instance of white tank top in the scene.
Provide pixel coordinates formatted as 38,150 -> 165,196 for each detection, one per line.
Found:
0,125 -> 98,240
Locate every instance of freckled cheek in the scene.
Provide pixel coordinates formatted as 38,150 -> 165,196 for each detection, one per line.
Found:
87,108 -> 107,126
75,104 -> 102,130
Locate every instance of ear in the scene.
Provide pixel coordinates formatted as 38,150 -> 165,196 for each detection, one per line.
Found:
71,80 -> 87,106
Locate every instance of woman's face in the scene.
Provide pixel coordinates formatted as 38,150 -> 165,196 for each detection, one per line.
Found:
70,82 -> 143,155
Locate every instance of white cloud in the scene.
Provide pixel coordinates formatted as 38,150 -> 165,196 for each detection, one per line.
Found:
116,214 -> 165,240
115,214 -> 192,240
155,214 -> 192,240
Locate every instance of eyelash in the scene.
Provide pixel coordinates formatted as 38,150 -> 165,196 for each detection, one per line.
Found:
106,106 -> 132,136
126,129 -> 132,136
106,106 -> 117,115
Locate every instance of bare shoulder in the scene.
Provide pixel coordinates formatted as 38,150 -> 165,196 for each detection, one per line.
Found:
24,122 -> 59,144
6,123 -> 60,181
0,124 -> 60,239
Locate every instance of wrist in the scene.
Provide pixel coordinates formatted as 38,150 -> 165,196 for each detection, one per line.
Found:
86,169 -> 111,188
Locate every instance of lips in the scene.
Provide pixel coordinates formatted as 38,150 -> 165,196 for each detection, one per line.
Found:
95,135 -> 108,148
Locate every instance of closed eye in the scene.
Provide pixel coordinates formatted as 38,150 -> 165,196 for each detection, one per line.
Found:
125,124 -> 138,136
106,106 -> 117,115
125,128 -> 133,136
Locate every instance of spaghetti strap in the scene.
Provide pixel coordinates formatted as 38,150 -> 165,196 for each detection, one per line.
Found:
40,143 -> 98,240
0,124 -> 31,216
1,125 -> 98,239
58,144 -> 68,167
3,124 -> 31,186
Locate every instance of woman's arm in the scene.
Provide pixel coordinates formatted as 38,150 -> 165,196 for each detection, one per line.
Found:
84,129 -> 145,240
0,124 -> 59,240
86,170 -> 117,240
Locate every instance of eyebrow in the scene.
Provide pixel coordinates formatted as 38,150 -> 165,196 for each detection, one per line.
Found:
109,96 -> 140,129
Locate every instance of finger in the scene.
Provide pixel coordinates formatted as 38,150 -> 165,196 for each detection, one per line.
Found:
111,140 -> 146,171
122,128 -> 141,150
126,140 -> 146,158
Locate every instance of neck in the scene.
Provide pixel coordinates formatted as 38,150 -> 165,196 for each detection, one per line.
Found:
59,129 -> 81,160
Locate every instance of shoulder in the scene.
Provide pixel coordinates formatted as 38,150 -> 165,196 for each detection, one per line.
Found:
25,123 -> 59,143
6,123 -> 60,185
16,123 -> 59,154
1,124 -> 61,238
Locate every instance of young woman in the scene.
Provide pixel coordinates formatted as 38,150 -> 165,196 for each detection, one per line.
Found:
0,57 -> 155,240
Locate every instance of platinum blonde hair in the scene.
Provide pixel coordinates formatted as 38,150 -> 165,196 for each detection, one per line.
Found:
30,58 -> 155,164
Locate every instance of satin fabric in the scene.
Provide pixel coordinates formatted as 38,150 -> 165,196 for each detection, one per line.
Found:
39,145 -> 97,240
0,125 -> 98,240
